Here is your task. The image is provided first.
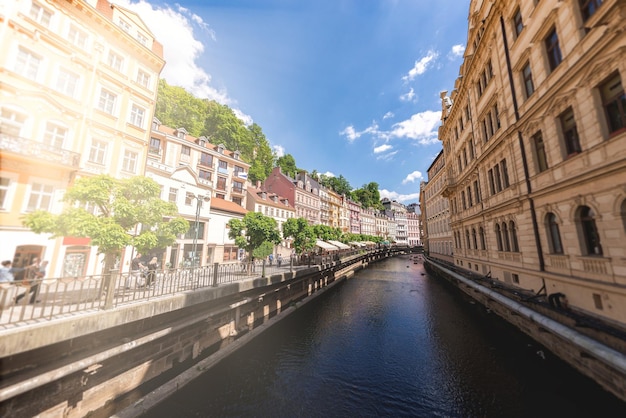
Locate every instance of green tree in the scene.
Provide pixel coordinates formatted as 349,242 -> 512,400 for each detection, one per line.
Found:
352,182 -> 383,209
282,217 -> 316,255
320,174 -> 352,197
276,154 -> 298,178
247,123 -> 275,183
313,224 -> 342,241
22,175 -> 189,275
227,212 -> 282,264
155,79 -> 208,136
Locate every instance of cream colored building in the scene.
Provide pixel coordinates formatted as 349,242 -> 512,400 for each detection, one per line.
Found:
360,208 -> 376,237
438,0 -> 626,325
0,0 -> 164,276
422,150 -> 453,263
145,120 -> 250,266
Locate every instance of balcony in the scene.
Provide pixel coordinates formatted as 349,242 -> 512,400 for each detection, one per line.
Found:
1,133 -> 80,168
146,159 -> 174,173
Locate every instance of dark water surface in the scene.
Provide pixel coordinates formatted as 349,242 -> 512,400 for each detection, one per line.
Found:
146,256 -> 626,417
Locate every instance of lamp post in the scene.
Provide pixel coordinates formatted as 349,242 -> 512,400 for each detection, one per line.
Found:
186,192 -> 211,267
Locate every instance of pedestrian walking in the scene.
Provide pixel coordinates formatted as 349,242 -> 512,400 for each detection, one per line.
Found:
147,256 -> 158,286
0,260 -> 16,283
268,253 -> 274,266
127,253 -> 146,289
277,254 -> 283,268
16,258 -> 46,304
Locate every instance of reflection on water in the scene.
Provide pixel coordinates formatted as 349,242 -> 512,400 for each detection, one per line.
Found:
146,256 -> 626,418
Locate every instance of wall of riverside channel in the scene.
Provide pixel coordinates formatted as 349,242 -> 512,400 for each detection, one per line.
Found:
0,250 -> 400,418
424,258 -> 626,403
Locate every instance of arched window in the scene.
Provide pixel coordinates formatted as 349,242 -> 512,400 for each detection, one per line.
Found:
578,206 -> 603,256
495,224 -> 503,251
509,221 -> 519,252
545,213 -> 563,254
472,228 -> 478,249
479,227 -> 486,250
502,222 -> 511,252
465,229 -> 471,248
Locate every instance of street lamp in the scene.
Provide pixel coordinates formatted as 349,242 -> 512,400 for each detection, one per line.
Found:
186,192 -> 211,267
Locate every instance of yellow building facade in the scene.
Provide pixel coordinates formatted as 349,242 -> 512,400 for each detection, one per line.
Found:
438,0 -> 626,325
0,0 -> 164,276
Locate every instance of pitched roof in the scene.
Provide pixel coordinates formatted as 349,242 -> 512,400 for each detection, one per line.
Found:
210,198 -> 247,215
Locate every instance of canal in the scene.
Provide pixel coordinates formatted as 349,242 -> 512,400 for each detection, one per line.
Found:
144,255 -> 626,417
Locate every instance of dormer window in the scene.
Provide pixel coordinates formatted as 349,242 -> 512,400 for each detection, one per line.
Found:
118,19 -> 130,33
218,144 -> 225,154
234,150 -> 241,160
176,128 -> 188,139
197,136 -> 208,146
152,117 -> 161,131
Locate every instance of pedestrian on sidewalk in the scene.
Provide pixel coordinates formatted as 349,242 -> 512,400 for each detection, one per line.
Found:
0,260 -> 15,283
277,254 -> 283,268
127,253 -> 145,289
147,256 -> 158,286
16,259 -> 46,304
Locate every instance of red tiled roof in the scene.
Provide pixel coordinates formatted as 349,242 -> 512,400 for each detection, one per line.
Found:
210,198 -> 247,215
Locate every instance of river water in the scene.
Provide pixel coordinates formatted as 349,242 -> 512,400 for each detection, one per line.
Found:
146,256 -> 626,417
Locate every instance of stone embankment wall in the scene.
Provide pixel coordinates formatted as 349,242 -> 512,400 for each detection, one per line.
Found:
0,253 -> 389,418
424,259 -> 626,403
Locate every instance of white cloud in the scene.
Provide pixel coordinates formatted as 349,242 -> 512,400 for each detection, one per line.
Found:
114,1 -> 251,122
390,110 -> 441,144
449,44 -> 465,59
383,111 -> 394,120
402,171 -> 423,184
322,171 -> 335,178
402,50 -> 438,82
272,145 -> 285,157
376,150 -> 398,161
374,144 -> 392,154
379,189 -> 421,203
399,87 -> 416,102
340,122 -> 380,143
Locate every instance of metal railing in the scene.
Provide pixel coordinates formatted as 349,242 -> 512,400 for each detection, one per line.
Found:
0,247 -> 407,327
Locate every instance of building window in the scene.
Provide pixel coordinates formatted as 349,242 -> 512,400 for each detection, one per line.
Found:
136,69 -> 150,88
234,165 -> 246,178
599,72 -> 626,135
513,8 -> 524,38
559,107 -> 582,156
168,188 -> 178,203
546,213 -> 563,254
473,180 -> 481,203
522,62 -> 535,98
97,89 -> 116,114
578,206 -> 603,256
461,191 -> 466,210
129,104 -> 145,128
216,177 -> 227,191
502,222 -> 511,251
512,274 -> 519,284
472,228 -> 478,249
0,108 -> 26,137
55,68 -> 79,97
545,28 -> 562,72
118,19 -> 130,33
500,159 -> 510,188
467,186 -> 473,207
199,152 -> 213,167
181,145 -> 191,156
488,169 -> 495,195
0,177 -> 11,210
199,169 -> 211,181
43,122 -> 67,148
232,181 -> 244,194
232,196 -> 243,206
592,293 -> 603,310
149,137 -> 161,155
29,2 -> 52,26
496,224 -> 503,251
479,227 -> 486,250
107,51 -> 124,72
68,25 -> 88,49
122,150 -> 137,173
88,139 -> 107,164
218,160 -> 228,173
27,183 -> 54,212
465,230 -> 471,249
533,132 -> 549,172
509,221 -> 519,252
15,47 -> 41,81
580,0 -> 603,22
136,32 -> 148,46
494,165 -> 502,192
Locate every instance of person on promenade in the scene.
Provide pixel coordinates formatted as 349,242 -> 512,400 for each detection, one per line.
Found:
277,254 -> 283,268
268,253 -> 274,266
15,258 -> 46,304
0,260 -> 15,283
127,253 -> 145,289
147,256 -> 158,287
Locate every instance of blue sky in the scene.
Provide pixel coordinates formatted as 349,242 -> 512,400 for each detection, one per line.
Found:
117,0 -> 470,204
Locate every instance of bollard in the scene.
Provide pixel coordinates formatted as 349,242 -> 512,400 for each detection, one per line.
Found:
212,262 -> 219,287
102,269 -> 117,310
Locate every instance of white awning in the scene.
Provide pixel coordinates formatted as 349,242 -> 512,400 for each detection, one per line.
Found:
349,241 -> 365,247
327,240 -> 350,250
315,240 -> 339,251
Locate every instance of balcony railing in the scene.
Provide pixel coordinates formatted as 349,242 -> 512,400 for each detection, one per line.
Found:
1,133 -> 80,168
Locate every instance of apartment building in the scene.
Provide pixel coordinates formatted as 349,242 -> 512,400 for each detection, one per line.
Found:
246,183 -> 295,256
347,199 -> 361,235
438,0 -> 626,324
264,167 -> 321,225
406,212 -> 421,247
422,150 -> 453,263
0,0 -> 164,276
145,120 -> 250,266
360,208 -> 376,237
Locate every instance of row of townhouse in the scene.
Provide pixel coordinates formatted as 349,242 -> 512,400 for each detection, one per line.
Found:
419,0 -> 626,326
0,0 -> 421,278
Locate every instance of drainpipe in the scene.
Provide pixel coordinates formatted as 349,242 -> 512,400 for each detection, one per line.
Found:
499,16 -> 545,272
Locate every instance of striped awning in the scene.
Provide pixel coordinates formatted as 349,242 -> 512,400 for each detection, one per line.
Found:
327,240 -> 350,250
315,240 -> 339,251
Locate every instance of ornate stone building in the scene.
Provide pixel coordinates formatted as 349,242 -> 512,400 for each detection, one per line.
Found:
0,0 -> 164,276
422,150 -> 453,263
438,0 -> 626,324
